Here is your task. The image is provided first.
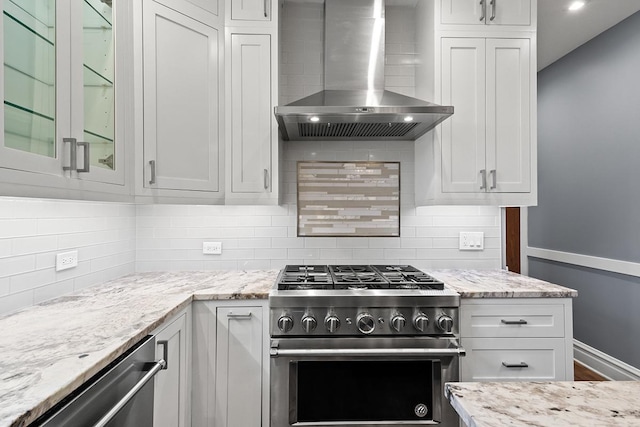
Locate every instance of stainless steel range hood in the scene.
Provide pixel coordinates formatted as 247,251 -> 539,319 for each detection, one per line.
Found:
274,0 -> 453,141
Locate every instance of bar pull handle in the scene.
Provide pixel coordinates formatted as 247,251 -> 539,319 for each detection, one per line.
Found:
490,169 -> 496,189
490,0 -> 496,21
480,169 -> 487,190
149,160 -> 156,185
227,311 -> 253,319
264,0 -> 268,17
92,358 -> 166,427
76,141 -> 90,173
158,340 -> 169,370
501,319 -> 528,325
63,138 -> 77,171
264,168 -> 269,190
502,361 -> 529,368
479,0 -> 485,21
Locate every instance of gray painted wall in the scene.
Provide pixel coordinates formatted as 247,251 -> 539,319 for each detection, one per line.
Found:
529,11 -> 640,368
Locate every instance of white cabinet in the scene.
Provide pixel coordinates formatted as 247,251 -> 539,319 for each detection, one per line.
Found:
227,33 -> 274,199
140,0 -> 224,202
224,0 -> 279,204
192,300 -> 269,427
153,308 -> 192,427
440,0 -> 532,27
459,299 -> 574,381
441,37 -> 531,194
1,0 -> 131,198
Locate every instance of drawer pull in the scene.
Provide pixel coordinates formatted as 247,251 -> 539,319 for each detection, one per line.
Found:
501,319 -> 528,325
227,312 -> 252,319
502,362 -> 529,368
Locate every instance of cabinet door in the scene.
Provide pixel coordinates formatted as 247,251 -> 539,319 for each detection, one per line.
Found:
230,33 -> 272,193
215,306 -> 263,427
154,313 -> 189,427
143,1 -> 221,192
1,0 -> 63,176
486,38 -> 530,193
440,0 -> 531,26
1,0 -> 125,185
441,38 -> 486,193
231,0 -> 270,21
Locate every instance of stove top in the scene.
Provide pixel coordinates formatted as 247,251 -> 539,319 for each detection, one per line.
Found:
276,265 -> 445,291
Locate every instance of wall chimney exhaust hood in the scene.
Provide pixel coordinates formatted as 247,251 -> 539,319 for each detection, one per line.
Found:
274,0 -> 453,141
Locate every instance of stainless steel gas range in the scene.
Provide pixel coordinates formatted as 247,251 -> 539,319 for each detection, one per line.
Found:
269,265 -> 465,427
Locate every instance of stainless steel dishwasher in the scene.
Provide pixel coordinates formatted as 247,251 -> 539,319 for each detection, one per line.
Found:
32,335 -> 166,427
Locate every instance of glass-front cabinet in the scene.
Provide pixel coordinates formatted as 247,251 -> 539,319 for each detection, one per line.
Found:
1,0 -> 127,193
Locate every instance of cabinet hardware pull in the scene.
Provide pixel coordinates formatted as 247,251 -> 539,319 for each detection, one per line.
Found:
92,358 -> 166,427
479,0 -> 485,21
502,361 -> 528,368
76,141 -> 90,173
63,138 -> 78,172
149,160 -> 156,185
480,169 -> 487,190
271,347 -> 467,358
158,340 -> 169,370
227,312 -> 252,319
490,169 -> 496,189
264,168 -> 270,190
490,0 -> 496,21
264,0 -> 268,17
501,319 -> 528,325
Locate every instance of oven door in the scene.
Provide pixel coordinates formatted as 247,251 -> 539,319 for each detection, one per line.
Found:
270,337 -> 464,427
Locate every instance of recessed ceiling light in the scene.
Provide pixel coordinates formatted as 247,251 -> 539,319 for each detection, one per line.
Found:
568,1 -> 585,11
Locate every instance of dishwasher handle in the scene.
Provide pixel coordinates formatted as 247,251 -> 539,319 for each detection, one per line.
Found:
92,358 -> 166,427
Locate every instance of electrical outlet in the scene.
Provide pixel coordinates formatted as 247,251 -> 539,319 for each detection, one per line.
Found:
459,232 -> 484,251
56,250 -> 78,271
203,241 -> 222,255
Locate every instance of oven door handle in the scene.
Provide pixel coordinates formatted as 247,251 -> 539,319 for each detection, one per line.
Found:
270,347 -> 466,358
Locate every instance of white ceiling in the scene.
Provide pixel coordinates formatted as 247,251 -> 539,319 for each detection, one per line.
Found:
537,0 -> 640,70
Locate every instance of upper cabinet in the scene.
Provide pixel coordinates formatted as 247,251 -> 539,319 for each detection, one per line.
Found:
415,0 -> 537,206
439,0 -> 534,29
224,0 -> 279,204
138,0 -> 224,203
440,38 -> 531,195
1,0 -> 131,197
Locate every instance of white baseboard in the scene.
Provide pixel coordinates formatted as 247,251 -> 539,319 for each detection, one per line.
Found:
527,246 -> 640,279
574,339 -> 640,381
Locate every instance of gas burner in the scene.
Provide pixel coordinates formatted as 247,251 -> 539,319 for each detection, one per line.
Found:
372,265 -> 421,273
340,274 -> 377,282
330,265 -> 375,274
285,265 -> 329,274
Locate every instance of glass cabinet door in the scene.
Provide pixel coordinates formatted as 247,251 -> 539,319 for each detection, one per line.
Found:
82,0 -> 114,172
1,0 -> 125,185
1,0 -> 61,174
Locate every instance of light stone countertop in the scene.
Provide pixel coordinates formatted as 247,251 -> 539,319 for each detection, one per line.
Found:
0,270 -> 278,427
430,269 -> 578,298
445,381 -> 640,427
0,268 -> 576,426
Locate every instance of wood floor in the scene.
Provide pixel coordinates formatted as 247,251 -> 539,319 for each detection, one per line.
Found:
574,361 -> 608,381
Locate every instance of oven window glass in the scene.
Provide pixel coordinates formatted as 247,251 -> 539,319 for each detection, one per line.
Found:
296,360 -> 434,422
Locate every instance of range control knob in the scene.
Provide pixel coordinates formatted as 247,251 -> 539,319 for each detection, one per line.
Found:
390,314 -> 406,332
301,315 -> 317,333
325,315 -> 340,333
436,315 -> 454,333
413,313 -> 429,332
277,315 -> 294,333
356,313 -> 376,334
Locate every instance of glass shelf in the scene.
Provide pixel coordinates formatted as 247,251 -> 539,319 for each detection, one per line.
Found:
4,101 -> 55,157
84,63 -> 113,87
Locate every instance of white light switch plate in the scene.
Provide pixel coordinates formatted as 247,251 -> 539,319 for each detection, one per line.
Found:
459,232 -> 484,251
203,242 -> 222,255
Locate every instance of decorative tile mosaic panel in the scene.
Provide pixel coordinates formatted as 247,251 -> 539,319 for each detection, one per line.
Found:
297,161 -> 400,237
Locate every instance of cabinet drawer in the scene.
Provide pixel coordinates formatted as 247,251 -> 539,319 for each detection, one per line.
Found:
460,338 -> 566,381
460,304 -> 565,338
